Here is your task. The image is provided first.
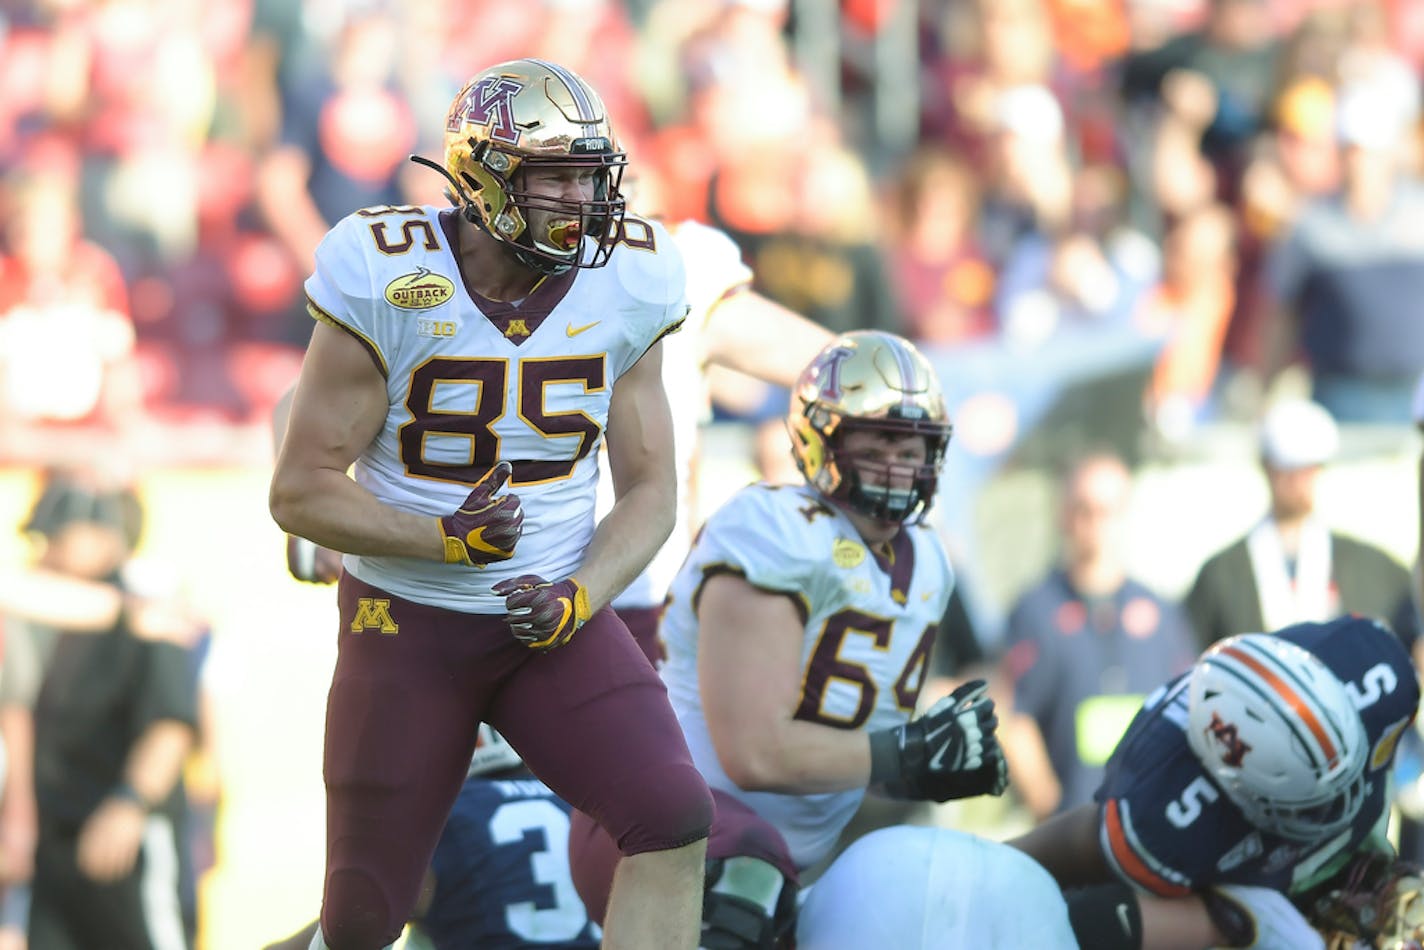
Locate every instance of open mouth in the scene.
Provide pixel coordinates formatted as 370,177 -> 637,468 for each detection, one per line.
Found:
548,219 -> 582,251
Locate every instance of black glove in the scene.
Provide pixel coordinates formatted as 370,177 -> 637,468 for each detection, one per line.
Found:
868,679 -> 1007,803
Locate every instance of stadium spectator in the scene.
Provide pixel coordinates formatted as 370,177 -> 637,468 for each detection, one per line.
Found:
1185,398 -> 1417,650
886,147 -> 997,345
998,452 -> 1196,821
15,472 -> 200,949
0,157 -> 146,464
1120,0 -> 1283,201
256,4 -> 418,276
1261,83 -> 1424,422
994,161 -> 1160,345
1140,202 -> 1240,434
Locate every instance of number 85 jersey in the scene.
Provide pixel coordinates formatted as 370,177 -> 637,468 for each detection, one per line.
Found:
659,483 -> 953,870
304,205 -> 687,613
1095,617 -> 1419,896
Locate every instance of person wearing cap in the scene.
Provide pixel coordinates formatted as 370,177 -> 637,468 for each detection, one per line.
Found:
1185,398 -> 1416,651
0,471 -> 204,949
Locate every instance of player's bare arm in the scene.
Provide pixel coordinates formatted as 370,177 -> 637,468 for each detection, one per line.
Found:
79,718 -> 192,883
703,289 -> 832,388
1009,802 -> 1110,888
270,321 -> 446,560
697,572 -> 874,794
573,338 -> 678,611
0,567 -> 125,631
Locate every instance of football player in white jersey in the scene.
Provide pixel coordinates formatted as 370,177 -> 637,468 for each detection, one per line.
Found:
599,216 -> 831,662
568,331 -> 1009,947
796,825 -> 1077,949
271,213 -> 830,948
268,58 -> 713,950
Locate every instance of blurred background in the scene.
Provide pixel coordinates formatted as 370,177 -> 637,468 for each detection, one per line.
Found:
0,0 -> 1420,946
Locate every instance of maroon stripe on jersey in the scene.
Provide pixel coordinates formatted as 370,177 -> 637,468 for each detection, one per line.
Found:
693,564 -> 811,627
870,529 -> 917,603
438,209 -> 578,342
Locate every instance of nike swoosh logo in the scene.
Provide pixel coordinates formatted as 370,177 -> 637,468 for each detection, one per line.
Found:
566,320 -> 600,337
925,722 -> 956,771
1115,902 -> 1132,935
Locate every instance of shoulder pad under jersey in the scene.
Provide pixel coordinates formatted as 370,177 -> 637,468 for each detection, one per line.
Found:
671,220 -> 752,322
611,215 -> 688,315
694,484 -> 839,604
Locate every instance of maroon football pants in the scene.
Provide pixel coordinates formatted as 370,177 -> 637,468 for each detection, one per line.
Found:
318,574 -> 712,949
569,787 -> 799,925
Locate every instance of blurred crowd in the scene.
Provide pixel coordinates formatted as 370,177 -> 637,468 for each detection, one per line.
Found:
0,0 -> 1420,468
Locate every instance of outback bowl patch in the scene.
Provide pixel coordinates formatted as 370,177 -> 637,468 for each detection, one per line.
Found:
385,268 -> 455,310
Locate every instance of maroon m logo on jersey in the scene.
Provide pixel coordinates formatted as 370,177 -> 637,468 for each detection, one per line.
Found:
449,76 -> 524,146
1207,712 -> 1252,767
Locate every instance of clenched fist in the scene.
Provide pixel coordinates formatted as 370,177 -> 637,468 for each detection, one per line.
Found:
493,574 -> 591,651
869,679 -> 1007,803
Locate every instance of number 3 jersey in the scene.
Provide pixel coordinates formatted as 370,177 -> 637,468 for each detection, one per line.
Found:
1096,617 -> 1419,896
422,777 -> 600,948
660,483 -> 953,870
304,206 -> 687,613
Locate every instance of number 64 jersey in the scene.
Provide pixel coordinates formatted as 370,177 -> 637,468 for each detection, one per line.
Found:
1096,617 -> 1419,897
659,483 -> 953,870
303,205 -> 687,614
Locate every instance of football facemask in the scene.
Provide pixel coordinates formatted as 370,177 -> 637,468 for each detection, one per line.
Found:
787,331 -> 952,524
416,57 -> 627,275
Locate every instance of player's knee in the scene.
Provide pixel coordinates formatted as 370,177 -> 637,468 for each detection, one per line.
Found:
614,761 -> 713,854
321,868 -> 401,950
701,856 -> 798,949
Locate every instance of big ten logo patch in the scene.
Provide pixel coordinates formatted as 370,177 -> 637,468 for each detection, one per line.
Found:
416,318 -> 458,339
351,598 -> 399,635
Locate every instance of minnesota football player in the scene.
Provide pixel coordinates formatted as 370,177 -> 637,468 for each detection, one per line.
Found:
569,331 -> 1007,947
269,57 -> 711,950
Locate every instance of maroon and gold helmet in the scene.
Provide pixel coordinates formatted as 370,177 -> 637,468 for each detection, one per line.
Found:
787,331 -> 952,523
440,58 -> 627,274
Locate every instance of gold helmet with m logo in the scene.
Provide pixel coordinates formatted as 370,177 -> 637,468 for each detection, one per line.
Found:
435,58 -> 627,274
787,331 -> 952,523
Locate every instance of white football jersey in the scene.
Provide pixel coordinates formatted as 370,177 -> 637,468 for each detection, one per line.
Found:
606,219 -> 752,610
304,205 -> 687,613
796,826 -> 1078,949
660,483 -> 953,870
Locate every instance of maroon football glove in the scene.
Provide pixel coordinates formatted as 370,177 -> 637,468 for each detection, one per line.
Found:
440,461 -> 523,568
492,574 -> 591,652
286,535 -> 343,584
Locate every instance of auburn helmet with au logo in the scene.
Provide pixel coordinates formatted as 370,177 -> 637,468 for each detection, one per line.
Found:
787,331 -> 952,523
413,58 -> 628,275
1186,633 -> 1368,842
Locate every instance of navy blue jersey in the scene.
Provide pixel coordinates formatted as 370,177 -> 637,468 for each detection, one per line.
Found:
418,778 -> 601,949
1095,617 -> 1419,896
